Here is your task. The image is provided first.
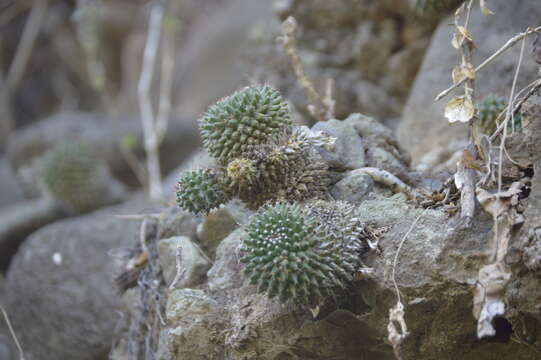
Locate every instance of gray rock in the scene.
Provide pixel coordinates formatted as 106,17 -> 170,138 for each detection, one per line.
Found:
196,208 -> 238,258
0,198 -> 64,270
157,236 -> 211,288
165,289 -> 224,359
158,206 -> 201,241
330,169 -> 374,204
398,0 -> 541,164
0,158 -> 23,209
242,0 -> 435,123
206,228 -> 244,292
311,119 -> 365,170
1,195 -> 152,360
6,111 -> 200,187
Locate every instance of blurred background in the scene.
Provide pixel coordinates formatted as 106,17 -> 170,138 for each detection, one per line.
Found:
2,0 -> 540,359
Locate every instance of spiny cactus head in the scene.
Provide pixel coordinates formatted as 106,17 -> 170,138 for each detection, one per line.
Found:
240,203 -> 350,306
199,86 -> 291,164
226,158 -> 257,187
41,142 -> 100,211
176,169 -> 227,215
476,94 -> 506,134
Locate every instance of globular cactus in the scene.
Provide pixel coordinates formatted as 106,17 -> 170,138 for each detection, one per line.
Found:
199,86 -> 291,165
41,142 -> 106,212
176,169 -> 229,215
476,94 -> 507,134
240,202 -> 365,307
305,200 -> 374,258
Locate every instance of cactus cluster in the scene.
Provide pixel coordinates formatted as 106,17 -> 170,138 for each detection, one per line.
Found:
176,86 -> 330,213
240,201 -> 372,307
176,169 -> 228,214
41,142 -> 105,212
199,86 -> 291,165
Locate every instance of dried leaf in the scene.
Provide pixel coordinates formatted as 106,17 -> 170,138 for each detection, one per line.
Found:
451,32 -> 461,49
388,301 -> 408,360
457,26 -> 473,42
473,263 -> 511,338
480,0 -> 494,15
445,95 -> 475,123
476,182 -> 522,218
452,64 -> 475,83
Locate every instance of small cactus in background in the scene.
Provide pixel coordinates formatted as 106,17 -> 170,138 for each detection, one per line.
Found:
41,142 -> 105,212
476,94 -> 508,134
176,169 -> 229,215
240,203 -> 354,306
176,86 -> 331,213
199,86 -> 291,165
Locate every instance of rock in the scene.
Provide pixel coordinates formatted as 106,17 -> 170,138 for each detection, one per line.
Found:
206,228 -> 244,292
0,198 -> 65,271
243,0 -> 436,123
158,206 -> 201,241
330,169 -> 374,204
173,0 -> 274,119
165,289 -> 223,359
0,195 -> 152,360
157,236 -> 211,288
196,208 -> 238,258
311,119 -> 365,170
343,113 -> 412,181
0,158 -> 23,209
398,0 -> 541,164
6,111 -> 200,187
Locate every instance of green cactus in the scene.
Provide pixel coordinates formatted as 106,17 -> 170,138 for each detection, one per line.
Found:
41,142 -> 102,212
240,202 -> 364,306
476,94 -> 507,134
176,169 -> 229,215
199,86 -> 291,165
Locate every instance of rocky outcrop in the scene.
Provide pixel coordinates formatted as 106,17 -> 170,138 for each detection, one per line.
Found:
243,0 -> 440,124
398,0 -> 541,166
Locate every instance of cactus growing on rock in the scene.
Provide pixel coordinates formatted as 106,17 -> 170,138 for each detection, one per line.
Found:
176,169 -> 229,215
176,86 -> 332,213
199,86 -> 291,165
240,203 -> 353,306
240,201 -> 372,307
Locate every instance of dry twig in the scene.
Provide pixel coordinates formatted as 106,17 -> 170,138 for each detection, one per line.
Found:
1,304 -> 25,360
387,210 -> 426,360
436,25 -> 541,101
280,16 -> 334,121
0,0 -> 48,143
138,3 -> 165,201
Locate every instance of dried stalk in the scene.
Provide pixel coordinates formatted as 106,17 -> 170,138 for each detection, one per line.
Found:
388,210 -> 426,360
1,304 -> 25,360
436,25 -> 541,101
280,16 -> 334,121
156,9 -> 179,142
138,3 -> 164,201
495,36 -> 526,246
0,0 -> 48,144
